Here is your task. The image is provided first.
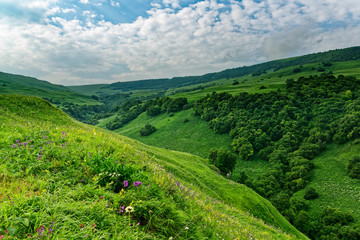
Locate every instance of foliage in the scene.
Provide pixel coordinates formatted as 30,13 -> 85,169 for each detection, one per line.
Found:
105,97 -> 187,130
140,123 -> 157,136
208,148 -> 237,174
0,95 -> 307,240
347,156 -> 360,179
304,187 -> 319,200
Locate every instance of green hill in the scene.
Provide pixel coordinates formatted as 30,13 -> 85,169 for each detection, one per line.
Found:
0,95 -> 307,239
0,71 -> 99,105
295,141 -> 360,223
69,46 -> 360,97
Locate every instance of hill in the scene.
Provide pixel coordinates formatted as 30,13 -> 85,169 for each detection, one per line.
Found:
69,46 -> 360,96
0,95 -> 307,239
0,71 -> 99,105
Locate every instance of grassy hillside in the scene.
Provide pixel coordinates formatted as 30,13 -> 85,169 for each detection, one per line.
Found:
106,109 -> 233,158
0,95 -> 307,239
0,72 -> 99,105
69,46 -> 360,99
295,141 -> 360,223
171,60 -> 360,102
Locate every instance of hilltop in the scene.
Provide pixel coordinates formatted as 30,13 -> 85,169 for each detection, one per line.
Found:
0,95 -> 307,239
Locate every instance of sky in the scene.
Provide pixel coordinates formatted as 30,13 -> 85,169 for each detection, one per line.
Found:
0,0 -> 359,86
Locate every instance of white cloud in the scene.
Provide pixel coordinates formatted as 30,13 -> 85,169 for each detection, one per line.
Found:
79,0 -> 90,4
0,0 -> 359,85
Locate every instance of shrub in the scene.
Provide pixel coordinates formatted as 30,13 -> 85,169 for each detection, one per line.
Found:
208,148 -> 237,174
304,187 -> 319,200
140,123 -> 157,136
347,156 -> 360,179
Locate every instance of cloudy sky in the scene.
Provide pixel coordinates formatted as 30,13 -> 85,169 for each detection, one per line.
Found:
0,0 -> 359,85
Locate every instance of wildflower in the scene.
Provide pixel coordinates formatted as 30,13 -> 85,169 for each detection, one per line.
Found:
30,145 -> 34,148
100,196 -> 104,199
16,140 -> 20,143
125,206 -> 134,213
185,227 -> 189,230
123,180 -> 128,187
24,142 -> 28,146
81,224 -> 84,228
5,230 -> 8,234
0,235 -> 3,239
133,181 -> 142,187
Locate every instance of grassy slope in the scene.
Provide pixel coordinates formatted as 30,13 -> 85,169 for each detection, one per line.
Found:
295,141 -> 360,223
112,109 -> 233,158
0,95 -> 307,239
0,72 -> 99,105
171,60 -> 360,102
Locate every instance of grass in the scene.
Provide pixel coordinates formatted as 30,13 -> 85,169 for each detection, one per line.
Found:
294,141 -> 360,223
0,72 -> 100,105
0,95 -> 307,239
111,109 -> 233,158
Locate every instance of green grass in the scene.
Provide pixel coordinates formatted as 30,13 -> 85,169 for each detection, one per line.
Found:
0,72 -> 100,105
111,109 -> 233,158
170,60 -> 360,102
295,141 -> 360,223
0,95 -> 307,239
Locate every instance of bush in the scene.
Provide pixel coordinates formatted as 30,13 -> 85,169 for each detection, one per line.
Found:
304,187 -> 319,200
140,123 -> 157,136
347,156 -> 360,179
209,148 -> 237,174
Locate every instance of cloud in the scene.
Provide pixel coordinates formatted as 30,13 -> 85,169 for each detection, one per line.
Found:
0,0 -> 359,85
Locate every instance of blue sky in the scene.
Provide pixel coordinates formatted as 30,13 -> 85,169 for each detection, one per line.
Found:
0,0 -> 359,85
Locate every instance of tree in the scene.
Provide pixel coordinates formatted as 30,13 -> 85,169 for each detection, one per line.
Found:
232,137 -> 254,160
209,148 -> 237,174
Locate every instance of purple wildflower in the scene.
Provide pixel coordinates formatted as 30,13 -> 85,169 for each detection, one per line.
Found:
133,181 -> 142,187
16,140 -> 20,143
23,142 -> 28,146
12,144 -> 16,148
123,180 -> 128,187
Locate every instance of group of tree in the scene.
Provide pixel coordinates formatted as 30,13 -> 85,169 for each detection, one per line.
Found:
194,73 -> 360,239
106,96 -> 188,130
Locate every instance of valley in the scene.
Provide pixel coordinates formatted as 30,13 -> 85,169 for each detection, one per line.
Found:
1,46 -> 360,239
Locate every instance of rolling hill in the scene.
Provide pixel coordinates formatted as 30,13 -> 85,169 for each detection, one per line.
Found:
0,95 -> 307,239
0,71 -> 100,105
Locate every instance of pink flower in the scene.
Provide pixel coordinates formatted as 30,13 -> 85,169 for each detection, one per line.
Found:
100,196 -> 104,199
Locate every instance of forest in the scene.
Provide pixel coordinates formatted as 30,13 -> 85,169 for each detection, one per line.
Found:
193,73 -> 360,239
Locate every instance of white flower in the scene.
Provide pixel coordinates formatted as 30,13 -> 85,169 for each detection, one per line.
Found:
125,206 -> 134,213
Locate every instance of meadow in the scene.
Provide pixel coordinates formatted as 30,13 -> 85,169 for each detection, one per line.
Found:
0,95 -> 307,239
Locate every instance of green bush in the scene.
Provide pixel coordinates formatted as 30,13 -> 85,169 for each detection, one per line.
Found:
140,123 -> 157,136
209,148 -> 237,174
304,187 -> 319,200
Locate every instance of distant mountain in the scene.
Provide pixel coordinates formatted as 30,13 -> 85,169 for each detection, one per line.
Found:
0,71 -> 99,105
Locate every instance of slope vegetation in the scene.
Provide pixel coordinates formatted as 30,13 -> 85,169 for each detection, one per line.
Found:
0,95 -> 307,239
0,71 -> 99,105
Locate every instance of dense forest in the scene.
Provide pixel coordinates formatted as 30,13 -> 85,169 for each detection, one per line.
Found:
193,73 -> 360,239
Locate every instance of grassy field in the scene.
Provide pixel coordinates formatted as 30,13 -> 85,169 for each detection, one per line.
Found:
0,95 -> 307,239
295,141 -> 360,223
171,60 -> 360,102
111,109 -> 233,158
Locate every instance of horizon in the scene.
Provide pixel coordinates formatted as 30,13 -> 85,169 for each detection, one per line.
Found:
0,0 -> 359,85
